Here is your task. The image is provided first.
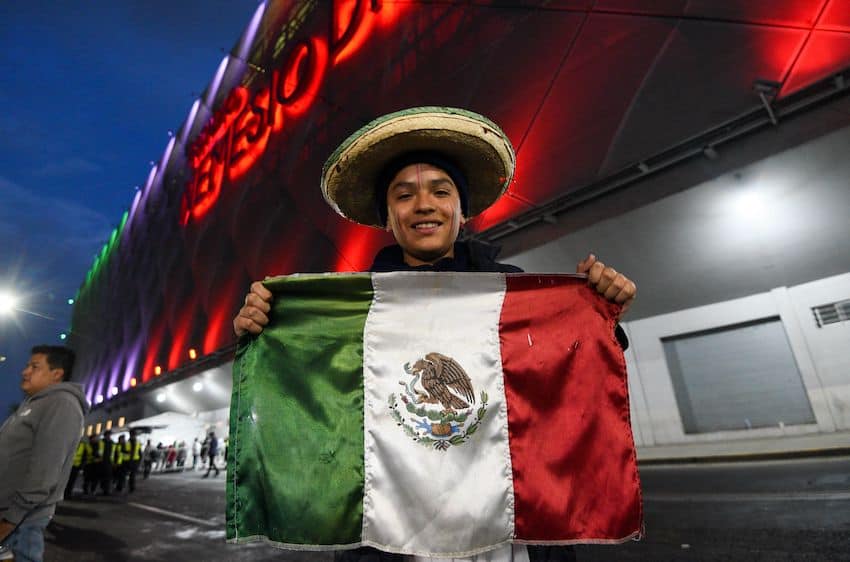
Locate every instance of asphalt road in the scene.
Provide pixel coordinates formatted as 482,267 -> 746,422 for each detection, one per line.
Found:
44,456 -> 850,561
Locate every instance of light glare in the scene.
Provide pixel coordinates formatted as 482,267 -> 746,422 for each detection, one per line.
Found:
0,291 -> 18,315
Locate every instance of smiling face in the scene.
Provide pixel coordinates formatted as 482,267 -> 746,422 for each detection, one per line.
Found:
385,163 -> 466,267
21,353 -> 64,397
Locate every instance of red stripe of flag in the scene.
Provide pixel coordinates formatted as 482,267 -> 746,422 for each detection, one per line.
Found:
500,275 -> 642,541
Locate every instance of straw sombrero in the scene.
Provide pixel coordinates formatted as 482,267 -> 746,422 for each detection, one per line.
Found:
321,106 -> 516,227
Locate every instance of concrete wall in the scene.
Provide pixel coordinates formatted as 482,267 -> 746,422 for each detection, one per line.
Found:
623,272 -> 850,447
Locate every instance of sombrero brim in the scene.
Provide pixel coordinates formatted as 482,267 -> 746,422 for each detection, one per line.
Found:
321,106 -> 516,227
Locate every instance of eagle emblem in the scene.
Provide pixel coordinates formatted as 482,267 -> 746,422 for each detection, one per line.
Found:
389,352 -> 488,451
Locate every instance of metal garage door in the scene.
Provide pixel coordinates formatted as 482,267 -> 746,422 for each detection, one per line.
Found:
663,317 -> 816,434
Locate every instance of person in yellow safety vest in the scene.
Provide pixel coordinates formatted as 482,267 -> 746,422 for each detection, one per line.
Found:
98,430 -> 114,496
83,435 -> 101,495
112,435 -> 126,492
64,437 -> 92,498
120,431 -> 143,493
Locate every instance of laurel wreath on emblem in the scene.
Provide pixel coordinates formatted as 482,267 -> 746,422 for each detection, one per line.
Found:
388,352 -> 488,451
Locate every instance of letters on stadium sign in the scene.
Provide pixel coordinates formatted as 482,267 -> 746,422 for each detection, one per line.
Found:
180,0 -> 385,226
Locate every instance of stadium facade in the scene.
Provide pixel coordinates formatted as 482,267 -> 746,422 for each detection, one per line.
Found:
71,1 -> 850,448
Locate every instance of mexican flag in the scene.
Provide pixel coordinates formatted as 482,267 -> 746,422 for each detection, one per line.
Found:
227,272 -> 642,556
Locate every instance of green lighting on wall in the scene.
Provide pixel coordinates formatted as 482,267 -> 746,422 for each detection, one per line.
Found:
79,209 -> 132,295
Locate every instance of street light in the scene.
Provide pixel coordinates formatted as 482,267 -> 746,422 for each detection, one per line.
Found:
0,291 -> 18,316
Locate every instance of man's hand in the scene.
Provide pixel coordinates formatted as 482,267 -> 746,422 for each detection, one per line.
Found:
577,254 -> 637,316
233,281 -> 273,337
0,518 -> 15,542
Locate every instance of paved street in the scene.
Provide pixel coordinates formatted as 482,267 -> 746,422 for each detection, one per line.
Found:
45,456 -> 850,561
576,455 -> 850,561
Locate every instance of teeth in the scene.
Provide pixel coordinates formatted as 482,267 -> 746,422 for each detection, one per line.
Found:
414,222 -> 439,229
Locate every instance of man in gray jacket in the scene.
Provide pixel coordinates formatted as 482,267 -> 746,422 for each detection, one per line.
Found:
0,345 -> 88,562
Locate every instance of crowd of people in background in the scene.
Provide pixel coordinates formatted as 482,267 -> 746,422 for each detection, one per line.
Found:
64,429 -> 229,498
64,429 -> 143,497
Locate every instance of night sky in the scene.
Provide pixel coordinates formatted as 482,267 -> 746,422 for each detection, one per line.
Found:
0,1 -> 258,417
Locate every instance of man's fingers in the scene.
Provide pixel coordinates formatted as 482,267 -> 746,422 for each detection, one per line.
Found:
576,253 -> 596,274
582,259 -> 637,317
245,292 -> 271,313
244,321 -> 265,335
234,281 -> 275,337
243,307 -> 269,327
614,280 -> 637,304
250,281 -> 273,301
233,316 -> 251,337
233,314 -> 266,337
233,290 -> 271,337
603,275 -> 626,300
593,265 -> 617,293
587,261 -> 605,285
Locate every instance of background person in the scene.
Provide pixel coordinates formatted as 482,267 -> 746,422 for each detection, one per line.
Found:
202,432 -> 220,478
64,437 -> 91,499
98,430 -> 114,496
0,345 -> 88,562
192,437 -> 201,470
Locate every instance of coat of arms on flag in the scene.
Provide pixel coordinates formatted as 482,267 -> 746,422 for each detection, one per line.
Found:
227,272 -> 643,557
390,352 -> 488,451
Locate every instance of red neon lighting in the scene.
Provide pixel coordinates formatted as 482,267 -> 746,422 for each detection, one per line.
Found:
781,31 -> 850,97
333,225 -> 389,272
180,1 -> 400,226
191,88 -> 248,169
167,302 -> 196,370
332,0 -> 373,64
141,319 -> 167,383
203,272 -> 245,355
283,44 -> 309,99
280,38 -> 328,116
203,302 -> 232,355
229,89 -> 272,180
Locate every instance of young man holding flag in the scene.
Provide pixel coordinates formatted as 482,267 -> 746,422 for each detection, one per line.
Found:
231,107 -> 638,561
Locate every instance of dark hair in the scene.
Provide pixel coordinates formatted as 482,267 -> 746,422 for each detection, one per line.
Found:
30,345 -> 75,381
375,151 -> 469,226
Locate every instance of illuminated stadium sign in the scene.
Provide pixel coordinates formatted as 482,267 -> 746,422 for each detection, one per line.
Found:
180,0 -> 397,226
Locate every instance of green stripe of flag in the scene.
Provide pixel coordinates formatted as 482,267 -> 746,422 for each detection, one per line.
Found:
228,273 -> 374,545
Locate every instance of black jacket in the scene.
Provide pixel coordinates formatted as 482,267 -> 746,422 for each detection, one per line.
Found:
370,239 -> 523,273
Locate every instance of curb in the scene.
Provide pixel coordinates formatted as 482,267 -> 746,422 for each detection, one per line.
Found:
637,446 -> 850,465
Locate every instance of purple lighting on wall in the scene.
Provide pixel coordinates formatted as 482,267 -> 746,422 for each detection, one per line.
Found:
159,136 -> 177,172
179,99 -> 202,147
128,189 -> 142,225
121,342 -> 142,391
204,55 -> 231,110
106,359 -> 122,401
143,164 -> 158,194
235,1 -> 266,61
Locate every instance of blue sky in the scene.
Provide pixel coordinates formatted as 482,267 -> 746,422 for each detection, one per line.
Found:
0,1 -> 258,415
